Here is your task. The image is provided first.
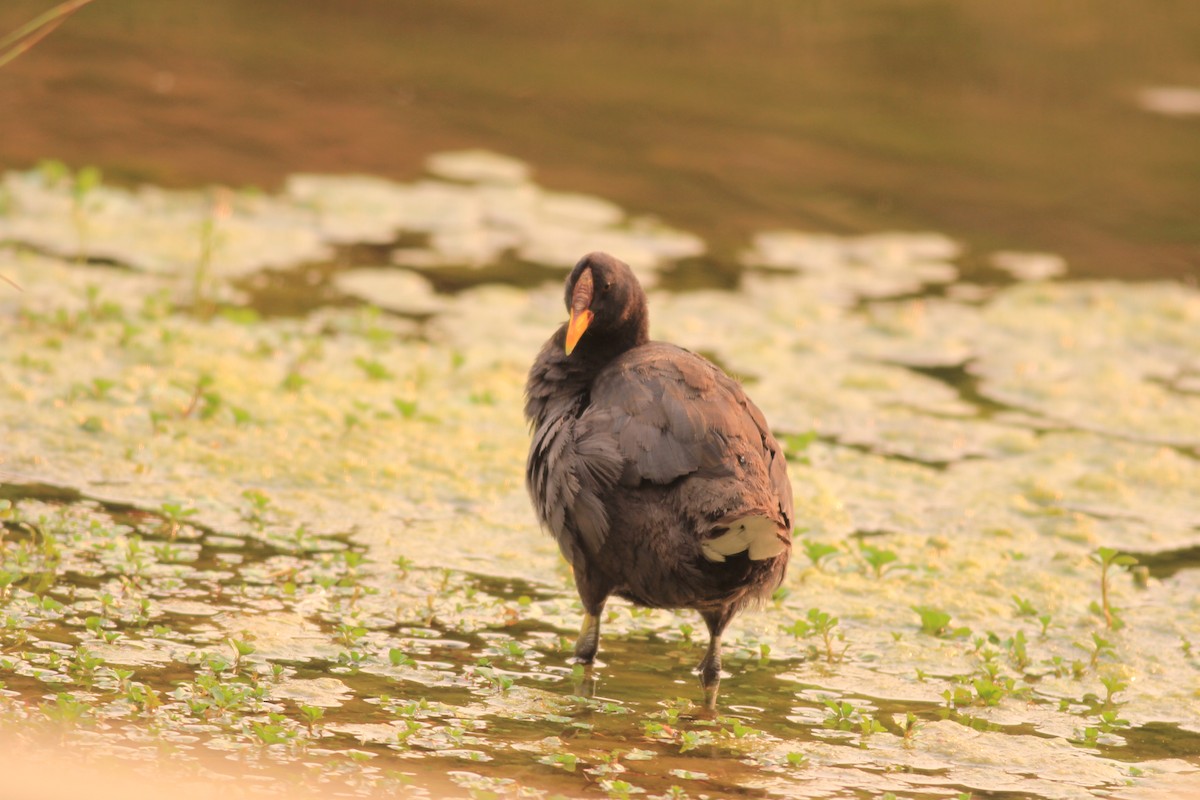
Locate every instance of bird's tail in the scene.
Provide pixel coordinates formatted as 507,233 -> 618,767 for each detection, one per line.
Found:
700,514 -> 789,563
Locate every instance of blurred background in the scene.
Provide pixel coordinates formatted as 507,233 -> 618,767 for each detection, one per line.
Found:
2,0 -> 1199,282
3,7 -> 1200,798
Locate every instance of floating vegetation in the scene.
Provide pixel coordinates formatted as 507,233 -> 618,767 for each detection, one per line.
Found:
287,151 -> 704,278
1,152 -> 1199,797
741,229 -> 961,304
332,268 -> 444,316
989,250 -> 1069,281
1136,85 -> 1200,117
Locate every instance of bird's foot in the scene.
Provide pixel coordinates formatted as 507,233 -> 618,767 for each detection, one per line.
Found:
570,612 -> 602,664
697,661 -> 722,711
696,636 -> 724,710
701,681 -> 721,713
566,654 -> 604,667
695,652 -> 723,688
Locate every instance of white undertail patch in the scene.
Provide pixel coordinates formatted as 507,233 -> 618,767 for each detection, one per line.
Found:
701,515 -> 787,562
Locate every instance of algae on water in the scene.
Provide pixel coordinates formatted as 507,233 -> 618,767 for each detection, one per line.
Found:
1,152 -> 1198,798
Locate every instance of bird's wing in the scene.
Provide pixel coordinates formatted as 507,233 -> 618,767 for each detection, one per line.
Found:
526,396 -> 625,564
583,346 -> 738,484
575,344 -> 794,543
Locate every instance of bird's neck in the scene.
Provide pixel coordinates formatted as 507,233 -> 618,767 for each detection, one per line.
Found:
524,323 -> 641,427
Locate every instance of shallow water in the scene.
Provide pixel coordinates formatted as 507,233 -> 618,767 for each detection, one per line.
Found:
2,1 -> 1200,284
3,4 -> 1200,795
1,154 -> 1199,797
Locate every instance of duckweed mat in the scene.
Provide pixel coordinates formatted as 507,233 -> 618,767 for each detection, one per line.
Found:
1,153 -> 1198,799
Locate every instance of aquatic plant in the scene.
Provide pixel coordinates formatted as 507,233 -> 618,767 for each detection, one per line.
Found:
0,0 -> 96,68
0,158 -> 1197,798
781,607 -> 845,663
912,605 -> 970,638
1091,546 -> 1137,630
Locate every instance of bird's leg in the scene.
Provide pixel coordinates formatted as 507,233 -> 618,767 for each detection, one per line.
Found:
697,607 -> 735,710
571,609 -> 603,664
698,634 -> 722,710
569,564 -> 611,665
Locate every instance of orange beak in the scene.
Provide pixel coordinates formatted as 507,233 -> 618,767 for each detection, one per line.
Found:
565,308 -> 593,355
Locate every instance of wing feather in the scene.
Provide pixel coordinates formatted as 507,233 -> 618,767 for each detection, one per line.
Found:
527,341 -> 793,564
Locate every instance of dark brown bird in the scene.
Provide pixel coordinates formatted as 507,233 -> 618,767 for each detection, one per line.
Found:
525,252 -> 793,707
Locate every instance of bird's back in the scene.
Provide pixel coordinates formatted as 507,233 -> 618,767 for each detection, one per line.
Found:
529,341 -> 793,609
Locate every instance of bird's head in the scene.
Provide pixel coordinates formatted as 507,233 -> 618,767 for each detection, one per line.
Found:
562,252 -> 650,356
